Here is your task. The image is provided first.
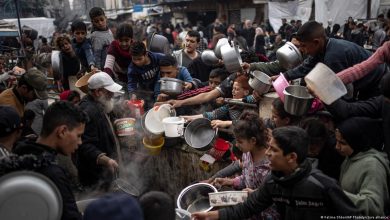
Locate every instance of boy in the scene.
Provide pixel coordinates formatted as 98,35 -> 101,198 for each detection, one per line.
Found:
192,126 -> 360,220
71,20 -> 96,74
55,35 -> 80,90
89,7 -> 114,70
127,41 -> 165,108
157,54 -> 193,101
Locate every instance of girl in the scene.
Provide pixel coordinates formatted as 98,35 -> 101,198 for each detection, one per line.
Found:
213,111 -> 279,220
104,23 -> 133,85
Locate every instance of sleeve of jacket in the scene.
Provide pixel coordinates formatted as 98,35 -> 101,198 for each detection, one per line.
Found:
91,35 -> 103,69
83,39 -> 96,67
212,160 -> 242,179
250,60 -> 286,76
283,56 -> 318,81
203,105 -> 229,120
179,66 -> 193,82
79,110 -> 105,164
326,96 -> 382,120
127,65 -> 138,93
219,182 -> 273,220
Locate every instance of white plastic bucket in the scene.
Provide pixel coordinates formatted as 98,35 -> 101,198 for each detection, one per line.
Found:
304,63 -> 347,105
162,117 -> 185,137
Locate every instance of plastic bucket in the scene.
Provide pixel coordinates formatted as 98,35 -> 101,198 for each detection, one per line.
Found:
114,118 -> 136,136
304,62 -> 347,105
162,117 -> 185,137
143,136 -> 165,156
272,74 -> 289,102
208,138 -> 230,160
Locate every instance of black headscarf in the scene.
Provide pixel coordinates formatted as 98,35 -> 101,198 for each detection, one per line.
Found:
337,117 -> 384,153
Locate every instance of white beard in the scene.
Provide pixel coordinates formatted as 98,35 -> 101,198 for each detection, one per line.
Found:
97,95 -> 114,113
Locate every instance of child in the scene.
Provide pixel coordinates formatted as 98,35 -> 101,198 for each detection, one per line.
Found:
182,75 -> 256,130
139,191 -> 175,220
104,22 -> 133,85
55,34 -> 80,90
156,54 -> 194,102
71,20 -> 96,74
213,111 -> 279,220
89,7 -> 114,70
264,98 -> 301,129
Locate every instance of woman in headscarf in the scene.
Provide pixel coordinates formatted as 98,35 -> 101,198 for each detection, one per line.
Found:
336,117 -> 389,216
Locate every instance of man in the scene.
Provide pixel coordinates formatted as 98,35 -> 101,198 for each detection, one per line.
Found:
241,19 -> 256,49
192,126 -> 360,220
173,30 -> 201,68
11,101 -> 87,220
0,105 -> 22,157
0,68 -> 48,117
77,71 -> 121,189
284,20 -> 386,100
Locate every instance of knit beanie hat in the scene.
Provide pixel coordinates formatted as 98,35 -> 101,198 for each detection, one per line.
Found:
83,193 -> 143,220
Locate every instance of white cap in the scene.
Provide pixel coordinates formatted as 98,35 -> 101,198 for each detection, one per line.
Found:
88,72 -> 122,93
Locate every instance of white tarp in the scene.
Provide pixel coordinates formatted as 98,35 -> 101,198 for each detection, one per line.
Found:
315,0 -> 381,28
268,0 -> 313,33
3,17 -> 55,38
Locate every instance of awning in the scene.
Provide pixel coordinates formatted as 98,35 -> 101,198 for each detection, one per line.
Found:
0,28 -> 19,37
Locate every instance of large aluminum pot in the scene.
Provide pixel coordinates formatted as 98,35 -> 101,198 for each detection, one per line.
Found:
283,85 -> 314,116
201,50 -> 219,66
184,118 -> 217,151
276,42 -> 303,69
214,38 -> 229,59
221,44 -> 242,73
148,33 -> 171,54
160,77 -> 184,96
0,171 -> 62,220
177,183 -> 218,213
249,71 -> 272,94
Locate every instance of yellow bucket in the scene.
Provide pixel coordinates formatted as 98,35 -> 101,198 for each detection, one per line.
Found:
143,136 -> 164,156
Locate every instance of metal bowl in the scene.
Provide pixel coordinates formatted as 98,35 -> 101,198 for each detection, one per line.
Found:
184,118 -> 217,151
276,42 -> 303,69
249,71 -> 272,94
214,38 -> 229,59
221,44 -> 242,73
0,171 -> 62,220
148,33 -> 171,54
177,183 -> 218,213
201,50 -> 219,66
160,77 -> 184,96
283,85 -> 314,116
175,208 -> 191,220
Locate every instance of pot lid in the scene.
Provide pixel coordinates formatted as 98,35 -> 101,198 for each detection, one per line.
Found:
0,171 -> 63,220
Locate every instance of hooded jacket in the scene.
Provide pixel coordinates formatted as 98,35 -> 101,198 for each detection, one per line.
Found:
3,142 -> 82,220
218,160 -> 360,220
340,148 -> 390,215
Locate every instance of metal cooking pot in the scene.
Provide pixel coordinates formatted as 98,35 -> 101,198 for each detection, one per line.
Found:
176,208 -> 191,220
276,42 -> 303,70
201,50 -> 219,66
0,171 -> 62,220
160,77 -> 184,96
283,85 -> 314,116
177,183 -> 218,213
148,33 -> 171,54
249,71 -> 272,94
214,38 -> 229,59
184,118 -> 217,151
221,44 -> 242,73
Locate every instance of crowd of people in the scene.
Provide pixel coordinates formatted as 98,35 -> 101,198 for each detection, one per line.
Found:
0,5 -> 390,220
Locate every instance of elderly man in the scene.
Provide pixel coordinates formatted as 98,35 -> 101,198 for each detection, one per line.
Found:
76,71 -> 121,190
173,30 -> 201,68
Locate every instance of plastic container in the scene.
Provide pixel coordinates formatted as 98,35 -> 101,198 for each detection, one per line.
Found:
304,62 -> 347,105
143,136 -> 165,156
127,100 -> 144,118
162,117 -> 185,137
208,138 -> 230,161
114,118 -> 136,136
272,74 -> 289,102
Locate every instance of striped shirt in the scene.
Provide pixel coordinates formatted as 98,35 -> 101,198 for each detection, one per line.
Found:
337,41 -> 390,84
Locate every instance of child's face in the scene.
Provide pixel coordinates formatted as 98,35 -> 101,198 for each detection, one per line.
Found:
92,15 -> 107,30
235,137 -> 255,153
160,65 -> 178,78
73,29 -> 87,43
271,107 -> 288,128
60,40 -> 73,54
119,36 -> 132,50
335,129 -> 353,157
132,55 -> 148,67
208,76 -> 221,89
232,81 -> 248,99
